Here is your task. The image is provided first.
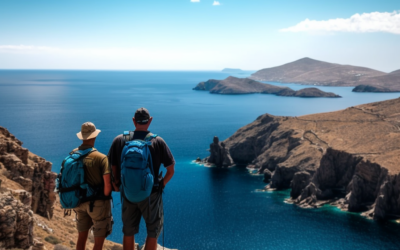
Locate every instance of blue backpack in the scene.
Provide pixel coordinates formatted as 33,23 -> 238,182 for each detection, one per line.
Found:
120,131 -> 158,203
56,148 -> 97,209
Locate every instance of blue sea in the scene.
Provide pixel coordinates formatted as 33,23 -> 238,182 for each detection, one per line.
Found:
1,70 -> 400,250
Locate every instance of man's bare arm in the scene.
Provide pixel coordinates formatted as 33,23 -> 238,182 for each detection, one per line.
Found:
163,163 -> 175,187
103,174 -> 112,196
111,165 -> 120,191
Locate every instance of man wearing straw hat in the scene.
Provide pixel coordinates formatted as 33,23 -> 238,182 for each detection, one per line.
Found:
73,122 -> 113,250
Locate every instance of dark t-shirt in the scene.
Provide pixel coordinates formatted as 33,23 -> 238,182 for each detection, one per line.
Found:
108,131 -> 175,186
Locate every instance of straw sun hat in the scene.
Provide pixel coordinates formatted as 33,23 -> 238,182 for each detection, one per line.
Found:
76,122 -> 101,140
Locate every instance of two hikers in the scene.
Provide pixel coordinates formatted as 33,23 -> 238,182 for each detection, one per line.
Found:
56,108 -> 174,250
108,107 -> 175,250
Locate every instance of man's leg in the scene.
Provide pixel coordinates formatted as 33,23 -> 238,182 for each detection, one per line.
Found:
75,202 -> 93,250
122,197 -> 141,250
123,235 -> 136,250
144,237 -> 158,250
90,200 -> 113,250
93,237 -> 106,250
142,192 -> 163,250
76,231 -> 89,250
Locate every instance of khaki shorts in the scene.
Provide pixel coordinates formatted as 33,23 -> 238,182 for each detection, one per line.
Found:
74,200 -> 113,237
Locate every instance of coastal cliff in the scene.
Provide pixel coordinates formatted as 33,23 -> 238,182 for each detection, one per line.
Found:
204,98 -> 400,220
0,127 -> 56,219
193,76 -> 341,98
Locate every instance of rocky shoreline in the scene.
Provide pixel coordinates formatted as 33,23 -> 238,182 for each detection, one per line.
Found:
201,97 -> 400,220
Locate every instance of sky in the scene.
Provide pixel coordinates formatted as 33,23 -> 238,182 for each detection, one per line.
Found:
0,0 -> 399,71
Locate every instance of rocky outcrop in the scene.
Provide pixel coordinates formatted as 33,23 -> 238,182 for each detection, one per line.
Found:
193,76 -> 341,97
352,85 -> 395,93
0,192 -> 34,249
0,127 -> 57,219
205,97 -> 400,220
206,136 -> 233,168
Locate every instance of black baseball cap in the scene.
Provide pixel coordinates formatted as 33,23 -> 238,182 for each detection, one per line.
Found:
134,107 -> 150,124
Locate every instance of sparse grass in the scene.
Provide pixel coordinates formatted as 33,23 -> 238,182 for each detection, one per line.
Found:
53,244 -> 71,250
45,235 -> 62,245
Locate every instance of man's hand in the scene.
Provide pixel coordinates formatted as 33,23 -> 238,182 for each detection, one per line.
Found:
112,182 -> 120,192
111,165 -> 121,192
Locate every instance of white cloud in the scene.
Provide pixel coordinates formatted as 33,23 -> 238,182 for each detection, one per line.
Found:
190,0 -> 200,2
281,11 -> 400,34
212,1 -> 220,6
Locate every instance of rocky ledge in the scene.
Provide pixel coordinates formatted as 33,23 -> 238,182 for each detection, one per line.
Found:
0,127 -> 56,219
202,97 -> 400,220
193,76 -> 341,98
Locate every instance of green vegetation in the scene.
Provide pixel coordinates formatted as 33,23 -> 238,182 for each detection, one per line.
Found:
44,235 -> 62,245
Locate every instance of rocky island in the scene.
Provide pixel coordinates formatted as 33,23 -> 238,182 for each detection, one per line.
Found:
249,57 -> 400,92
193,76 -> 341,98
202,97 -> 400,220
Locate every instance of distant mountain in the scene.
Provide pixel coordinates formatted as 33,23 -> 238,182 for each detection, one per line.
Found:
390,69 -> 400,75
353,69 -> 400,92
193,76 -> 341,98
250,57 -> 385,86
222,68 -> 244,73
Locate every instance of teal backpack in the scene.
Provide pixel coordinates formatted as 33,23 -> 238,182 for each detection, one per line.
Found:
120,131 -> 158,203
56,148 -> 98,209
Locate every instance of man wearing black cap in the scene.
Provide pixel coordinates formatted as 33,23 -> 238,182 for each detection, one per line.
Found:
108,108 -> 175,250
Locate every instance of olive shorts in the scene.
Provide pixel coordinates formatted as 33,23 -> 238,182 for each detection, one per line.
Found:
74,200 -> 113,237
122,192 -> 163,238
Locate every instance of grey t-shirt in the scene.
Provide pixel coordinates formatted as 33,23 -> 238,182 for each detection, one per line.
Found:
108,131 -> 175,186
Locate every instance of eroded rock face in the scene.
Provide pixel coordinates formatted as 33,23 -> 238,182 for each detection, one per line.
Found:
207,136 -> 233,168
204,97 -> 400,220
0,192 -> 34,249
290,171 -> 311,199
0,127 -> 56,219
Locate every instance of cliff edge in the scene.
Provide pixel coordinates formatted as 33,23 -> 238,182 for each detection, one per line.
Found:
205,98 -> 400,220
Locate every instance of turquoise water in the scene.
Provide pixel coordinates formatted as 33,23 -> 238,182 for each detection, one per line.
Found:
1,70 -> 400,249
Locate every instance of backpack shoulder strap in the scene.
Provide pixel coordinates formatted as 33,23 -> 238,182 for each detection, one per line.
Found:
144,133 -> 158,142
123,131 -> 134,143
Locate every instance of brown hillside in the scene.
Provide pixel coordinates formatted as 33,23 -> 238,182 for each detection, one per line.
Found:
353,70 -> 400,92
250,57 -> 386,86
